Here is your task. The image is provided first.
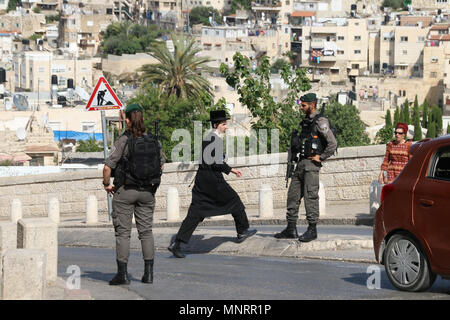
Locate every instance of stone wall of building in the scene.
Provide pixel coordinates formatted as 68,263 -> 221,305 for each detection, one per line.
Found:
0,144 -> 386,218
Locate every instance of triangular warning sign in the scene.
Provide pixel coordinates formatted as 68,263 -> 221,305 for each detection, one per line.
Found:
86,76 -> 123,111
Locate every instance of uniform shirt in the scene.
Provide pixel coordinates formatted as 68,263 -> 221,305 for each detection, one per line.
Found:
105,131 -> 165,169
308,111 -> 338,161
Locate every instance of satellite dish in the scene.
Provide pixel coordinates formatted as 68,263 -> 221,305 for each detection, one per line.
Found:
13,94 -> 29,111
16,127 -> 27,141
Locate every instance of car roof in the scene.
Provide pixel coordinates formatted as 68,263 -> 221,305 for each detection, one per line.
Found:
411,136 -> 450,155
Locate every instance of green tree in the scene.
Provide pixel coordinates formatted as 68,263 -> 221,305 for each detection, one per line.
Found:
323,100 -> 370,147
220,53 -> 311,152
430,105 -> 443,136
385,109 -> 393,128
101,22 -> 165,56
189,6 -> 222,26
447,123 -> 450,135
426,122 -> 436,138
413,110 -> 422,141
270,58 -> 288,74
7,0 -> 19,12
402,99 -> 410,124
422,99 -> 429,128
229,0 -> 252,13
382,0 -> 404,9
375,126 -> 394,144
393,106 -> 400,126
77,138 -> 103,152
139,33 -> 213,100
127,87 -> 223,162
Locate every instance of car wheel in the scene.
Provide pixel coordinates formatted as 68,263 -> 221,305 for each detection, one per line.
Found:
384,234 -> 436,292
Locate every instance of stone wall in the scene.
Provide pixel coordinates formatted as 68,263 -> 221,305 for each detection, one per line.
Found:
0,144 -> 386,218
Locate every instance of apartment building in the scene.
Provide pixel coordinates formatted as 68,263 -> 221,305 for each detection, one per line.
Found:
147,0 -> 184,29
299,18 -> 368,83
293,0 -> 379,19
423,24 -> 450,107
58,11 -> 118,56
198,25 -> 291,69
0,0 -> 8,11
0,32 -> 13,63
0,11 -> 46,38
13,50 -> 94,92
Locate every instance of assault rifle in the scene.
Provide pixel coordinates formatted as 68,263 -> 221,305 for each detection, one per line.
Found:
285,129 -> 300,187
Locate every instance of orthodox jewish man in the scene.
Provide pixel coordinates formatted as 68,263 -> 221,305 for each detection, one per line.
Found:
168,110 -> 257,258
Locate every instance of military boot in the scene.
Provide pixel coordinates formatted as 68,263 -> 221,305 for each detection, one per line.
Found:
298,224 -> 317,242
274,222 -> 298,239
168,240 -> 185,258
109,260 -> 130,285
141,259 -> 154,284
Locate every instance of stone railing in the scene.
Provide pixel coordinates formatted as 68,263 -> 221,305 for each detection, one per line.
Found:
0,145 -> 386,218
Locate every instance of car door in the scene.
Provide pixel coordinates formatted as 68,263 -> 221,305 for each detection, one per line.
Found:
413,144 -> 450,270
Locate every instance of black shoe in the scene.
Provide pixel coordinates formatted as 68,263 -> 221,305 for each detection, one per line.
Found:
168,240 -> 185,258
237,229 -> 257,243
141,259 -> 153,284
109,260 -> 130,285
298,224 -> 317,243
274,222 -> 298,239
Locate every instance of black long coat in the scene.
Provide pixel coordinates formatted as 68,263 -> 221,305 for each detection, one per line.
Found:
187,131 -> 245,218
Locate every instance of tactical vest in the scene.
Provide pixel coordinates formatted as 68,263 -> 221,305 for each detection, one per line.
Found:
299,115 -> 325,159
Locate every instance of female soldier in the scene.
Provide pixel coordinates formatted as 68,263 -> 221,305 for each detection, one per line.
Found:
168,110 -> 257,258
103,103 -> 164,285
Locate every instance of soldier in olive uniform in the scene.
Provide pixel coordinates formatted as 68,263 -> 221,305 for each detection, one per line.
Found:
275,93 -> 337,242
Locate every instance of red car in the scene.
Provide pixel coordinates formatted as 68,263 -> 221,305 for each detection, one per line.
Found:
373,135 -> 450,292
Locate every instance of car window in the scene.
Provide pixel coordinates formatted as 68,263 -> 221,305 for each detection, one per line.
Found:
430,146 -> 450,181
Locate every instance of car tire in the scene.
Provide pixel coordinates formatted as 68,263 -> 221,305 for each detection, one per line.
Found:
384,234 -> 436,292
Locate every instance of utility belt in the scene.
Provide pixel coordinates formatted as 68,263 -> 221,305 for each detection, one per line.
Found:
123,182 -> 159,193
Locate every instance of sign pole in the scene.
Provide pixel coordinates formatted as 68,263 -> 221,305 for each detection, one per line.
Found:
101,110 -> 113,221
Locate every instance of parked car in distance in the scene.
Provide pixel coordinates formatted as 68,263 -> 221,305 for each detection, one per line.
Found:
373,135 -> 450,292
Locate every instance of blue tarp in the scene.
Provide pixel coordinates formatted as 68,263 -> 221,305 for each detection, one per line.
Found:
53,130 -> 103,141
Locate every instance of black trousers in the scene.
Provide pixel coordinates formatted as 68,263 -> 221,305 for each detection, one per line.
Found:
176,209 -> 250,244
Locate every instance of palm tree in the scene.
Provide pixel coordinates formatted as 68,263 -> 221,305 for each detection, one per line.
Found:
139,33 -> 213,99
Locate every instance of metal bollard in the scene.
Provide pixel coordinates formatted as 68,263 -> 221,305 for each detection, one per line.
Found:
10,199 -> 22,223
86,195 -> 98,225
166,187 -> 180,222
259,184 -> 273,218
48,197 -> 60,224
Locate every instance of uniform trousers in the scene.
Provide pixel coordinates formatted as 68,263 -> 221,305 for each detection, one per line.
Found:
286,159 -> 321,225
112,186 -> 155,263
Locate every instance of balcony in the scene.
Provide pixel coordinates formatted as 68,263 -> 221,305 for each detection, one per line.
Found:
320,55 -> 336,61
310,38 -> 324,49
251,1 -> 282,11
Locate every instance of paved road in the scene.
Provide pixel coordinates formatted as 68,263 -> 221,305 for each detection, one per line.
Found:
58,246 -> 450,300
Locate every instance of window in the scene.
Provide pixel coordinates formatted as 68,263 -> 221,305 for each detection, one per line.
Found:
418,36 -> 425,42
354,36 -> 361,41
352,64 -> 359,69
400,36 -> 408,42
402,50 -> 407,55
38,67 -> 45,73
338,36 -> 344,41
430,147 -> 450,181
431,57 -> 438,63
386,50 -> 391,55
430,72 -> 437,78
354,50 -> 361,54
81,122 -> 96,133
337,50 -> 344,55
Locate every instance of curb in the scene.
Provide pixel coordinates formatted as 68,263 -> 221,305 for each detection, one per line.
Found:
58,217 -> 374,229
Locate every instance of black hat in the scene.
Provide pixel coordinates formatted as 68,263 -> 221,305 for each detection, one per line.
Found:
209,110 -> 230,122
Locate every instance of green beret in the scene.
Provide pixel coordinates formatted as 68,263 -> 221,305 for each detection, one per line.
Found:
300,93 -> 317,103
125,103 -> 143,113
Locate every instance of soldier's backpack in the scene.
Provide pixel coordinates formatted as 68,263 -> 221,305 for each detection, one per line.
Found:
125,132 -> 161,188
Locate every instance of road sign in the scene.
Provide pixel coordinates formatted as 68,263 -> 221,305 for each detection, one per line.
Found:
86,76 -> 123,111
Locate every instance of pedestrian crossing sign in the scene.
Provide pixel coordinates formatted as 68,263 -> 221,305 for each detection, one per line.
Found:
86,76 -> 123,111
